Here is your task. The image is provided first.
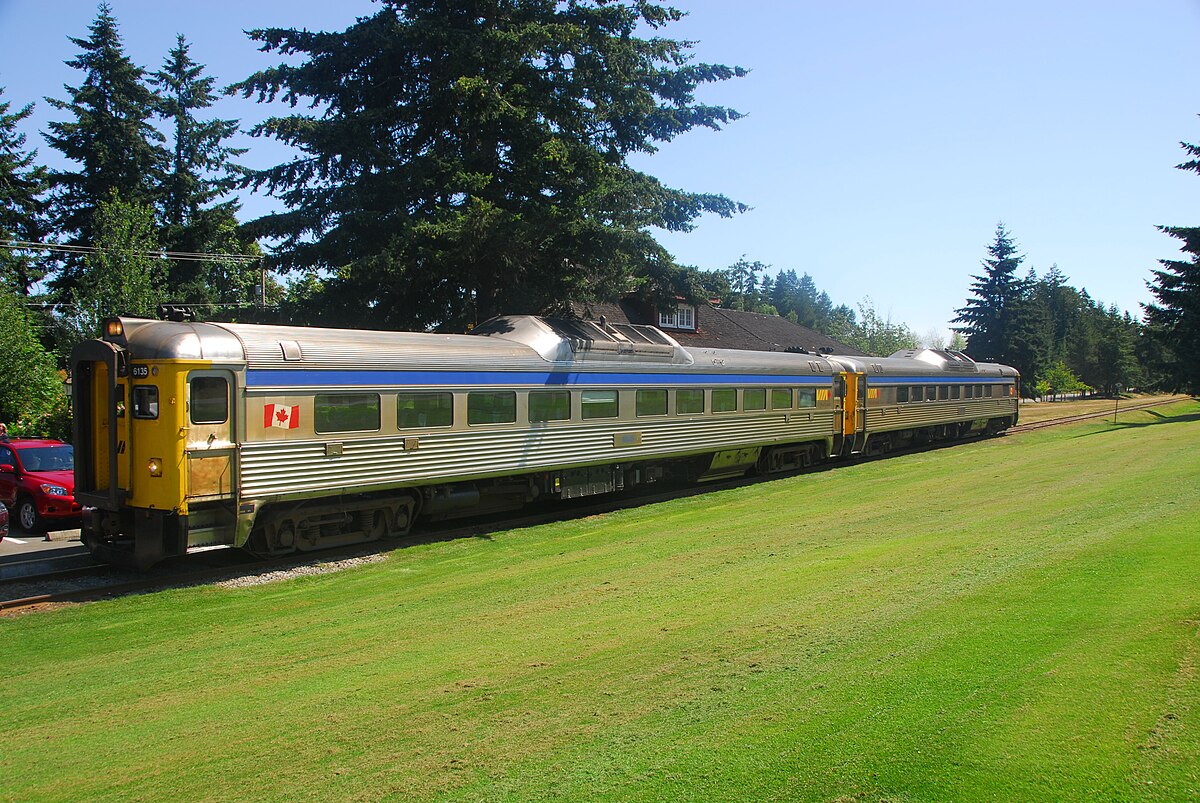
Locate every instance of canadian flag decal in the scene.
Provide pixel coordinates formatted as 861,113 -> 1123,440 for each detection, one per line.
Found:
264,403 -> 300,430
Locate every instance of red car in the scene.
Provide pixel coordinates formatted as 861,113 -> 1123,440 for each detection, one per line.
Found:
0,501 -> 8,542
0,439 -> 80,533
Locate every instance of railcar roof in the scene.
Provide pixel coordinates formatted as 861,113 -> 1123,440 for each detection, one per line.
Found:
111,316 -> 846,375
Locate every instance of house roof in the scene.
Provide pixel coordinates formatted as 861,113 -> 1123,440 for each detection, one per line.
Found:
570,299 -> 868,357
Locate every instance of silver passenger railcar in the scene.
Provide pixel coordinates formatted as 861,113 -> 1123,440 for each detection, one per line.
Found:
71,315 -> 1018,568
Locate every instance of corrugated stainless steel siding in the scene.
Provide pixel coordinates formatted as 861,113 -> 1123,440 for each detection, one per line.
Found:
865,399 -> 1017,432
239,413 -> 838,498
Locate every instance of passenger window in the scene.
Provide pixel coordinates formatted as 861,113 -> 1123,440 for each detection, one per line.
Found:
911,386 -> 923,402
771,388 -> 792,410
897,386 -> 909,403
190,377 -> 228,424
581,390 -> 618,419
636,389 -> 667,417
951,385 -> 961,400
712,388 -> 737,413
743,388 -> 766,410
529,390 -> 570,423
468,391 -> 516,425
985,385 -> 994,398
397,392 -> 453,428
676,389 -> 704,414
938,386 -> 950,400
926,386 -> 937,401
132,385 -> 159,419
797,388 -> 817,408
316,393 -> 380,432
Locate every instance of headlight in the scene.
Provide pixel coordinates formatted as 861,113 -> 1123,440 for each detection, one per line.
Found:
148,458 -> 163,477
40,484 -> 69,496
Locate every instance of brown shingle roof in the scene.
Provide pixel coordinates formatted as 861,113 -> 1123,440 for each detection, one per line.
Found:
570,299 -> 867,356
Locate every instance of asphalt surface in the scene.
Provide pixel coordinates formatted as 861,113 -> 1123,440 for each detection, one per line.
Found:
0,525 -> 87,563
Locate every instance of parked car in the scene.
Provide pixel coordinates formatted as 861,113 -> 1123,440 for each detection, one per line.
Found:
0,439 -> 80,533
0,501 -> 9,542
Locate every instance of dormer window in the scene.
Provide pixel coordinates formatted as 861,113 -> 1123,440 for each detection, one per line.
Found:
658,305 -> 696,331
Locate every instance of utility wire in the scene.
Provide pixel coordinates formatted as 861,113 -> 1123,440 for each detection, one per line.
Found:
1,239 -> 260,264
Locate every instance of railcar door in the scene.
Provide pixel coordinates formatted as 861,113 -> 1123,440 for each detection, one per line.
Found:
184,370 -> 239,546
71,342 -> 133,511
839,372 -> 867,453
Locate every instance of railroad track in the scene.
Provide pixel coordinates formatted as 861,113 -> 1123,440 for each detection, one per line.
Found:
4,394 -> 1191,614
1011,395 -> 1191,432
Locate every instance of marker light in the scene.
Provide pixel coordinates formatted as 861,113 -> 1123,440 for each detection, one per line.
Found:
148,458 -> 163,477
106,319 -> 124,338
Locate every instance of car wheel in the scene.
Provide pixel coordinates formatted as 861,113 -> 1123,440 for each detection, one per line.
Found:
16,496 -> 42,533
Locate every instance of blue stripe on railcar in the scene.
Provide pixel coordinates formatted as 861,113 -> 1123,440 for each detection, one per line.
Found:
245,369 -> 835,389
867,376 -> 1013,385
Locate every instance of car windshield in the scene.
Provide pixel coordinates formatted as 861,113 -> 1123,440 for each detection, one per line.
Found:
17,445 -> 74,472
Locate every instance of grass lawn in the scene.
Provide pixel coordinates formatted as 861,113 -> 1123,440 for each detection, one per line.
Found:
2,401 -> 1198,801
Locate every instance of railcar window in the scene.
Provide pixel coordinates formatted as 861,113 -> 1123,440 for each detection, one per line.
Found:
712,388 -> 737,412
529,390 -> 570,423
636,389 -> 667,417
797,388 -> 817,408
951,385 -> 961,400
771,388 -> 792,410
581,390 -> 619,419
316,393 -> 380,432
925,386 -> 937,401
911,386 -> 923,402
190,377 -> 228,424
743,388 -> 766,410
468,391 -> 516,425
897,386 -> 910,403
132,385 -> 159,419
937,385 -> 950,401
985,385 -> 994,397
397,392 -> 453,428
677,389 -> 704,414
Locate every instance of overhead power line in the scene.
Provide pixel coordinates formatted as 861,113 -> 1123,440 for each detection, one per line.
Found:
1,239 -> 260,264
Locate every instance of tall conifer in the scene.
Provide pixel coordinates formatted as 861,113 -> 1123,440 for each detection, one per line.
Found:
1145,121 -> 1200,392
233,0 -> 747,330
43,2 -> 165,299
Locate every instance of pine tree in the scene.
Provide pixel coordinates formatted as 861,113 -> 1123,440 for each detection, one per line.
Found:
1145,121 -> 1200,392
43,2 -> 165,300
232,0 -> 746,330
953,224 -> 1048,390
0,86 -> 50,295
151,35 -> 252,308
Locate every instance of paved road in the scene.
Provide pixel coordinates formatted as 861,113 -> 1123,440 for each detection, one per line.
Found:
0,526 -> 87,562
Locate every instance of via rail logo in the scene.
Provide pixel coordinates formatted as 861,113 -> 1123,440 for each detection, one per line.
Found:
264,403 -> 300,430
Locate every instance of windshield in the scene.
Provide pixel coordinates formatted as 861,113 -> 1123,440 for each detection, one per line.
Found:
17,445 -> 74,472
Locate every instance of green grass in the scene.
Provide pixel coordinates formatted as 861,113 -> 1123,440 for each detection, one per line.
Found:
3,402 -> 1199,801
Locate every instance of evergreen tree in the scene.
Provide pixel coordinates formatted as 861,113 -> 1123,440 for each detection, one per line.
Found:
725,257 -> 766,311
0,86 -> 50,295
953,224 -> 1027,361
232,0 -> 746,330
953,224 -> 1047,390
1145,121 -> 1200,392
43,2 -> 165,300
151,35 -> 252,308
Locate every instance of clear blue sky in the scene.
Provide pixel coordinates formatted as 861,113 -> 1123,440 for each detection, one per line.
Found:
2,0 -> 1198,338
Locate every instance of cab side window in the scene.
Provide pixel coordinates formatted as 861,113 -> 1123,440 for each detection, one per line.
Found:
190,377 -> 229,424
132,385 -> 159,419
